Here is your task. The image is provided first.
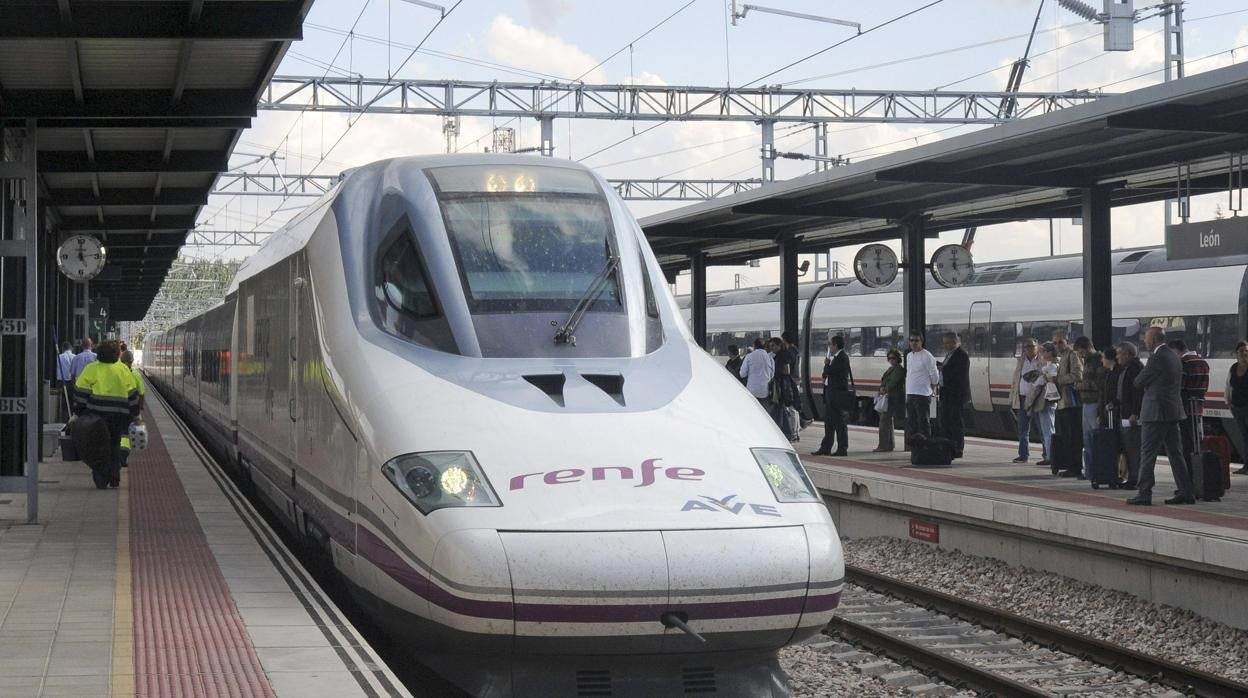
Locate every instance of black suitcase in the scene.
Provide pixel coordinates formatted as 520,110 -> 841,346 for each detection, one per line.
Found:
910,436 -> 954,466
1191,451 -> 1224,501
1051,409 -> 1082,474
1189,409 -> 1224,501
1087,428 -> 1120,489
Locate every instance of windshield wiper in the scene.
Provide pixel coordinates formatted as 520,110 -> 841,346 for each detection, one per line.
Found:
553,252 -> 620,346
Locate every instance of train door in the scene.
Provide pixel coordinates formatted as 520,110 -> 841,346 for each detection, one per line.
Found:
967,301 -> 992,411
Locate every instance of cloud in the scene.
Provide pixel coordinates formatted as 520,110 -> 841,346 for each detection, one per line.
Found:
485,15 -> 605,82
524,0 -> 572,32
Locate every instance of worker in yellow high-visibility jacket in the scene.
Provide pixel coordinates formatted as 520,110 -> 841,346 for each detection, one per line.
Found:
118,349 -> 146,467
74,340 -> 139,489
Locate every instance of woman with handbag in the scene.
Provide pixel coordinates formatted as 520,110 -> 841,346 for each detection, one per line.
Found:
1026,343 -> 1059,464
874,349 -> 905,452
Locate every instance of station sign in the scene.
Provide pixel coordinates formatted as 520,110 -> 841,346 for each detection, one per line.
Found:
1165,216 -> 1248,260
908,518 -> 939,543
0,397 -> 27,414
0,318 -> 27,335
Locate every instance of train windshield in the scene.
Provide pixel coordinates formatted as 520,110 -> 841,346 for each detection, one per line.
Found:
428,165 -> 621,314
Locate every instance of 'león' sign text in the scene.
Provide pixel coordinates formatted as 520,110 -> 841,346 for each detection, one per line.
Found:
1165,216 -> 1248,260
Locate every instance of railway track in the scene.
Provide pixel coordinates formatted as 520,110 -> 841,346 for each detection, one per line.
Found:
827,565 -> 1248,698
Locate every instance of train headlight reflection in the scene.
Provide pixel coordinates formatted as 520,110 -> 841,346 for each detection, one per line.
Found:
381,451 -> 500,514
752,448 -> 820,503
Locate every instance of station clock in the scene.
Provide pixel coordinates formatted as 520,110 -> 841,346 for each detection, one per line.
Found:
929,244 -> 974,287
852,244 -> 899,288
56,234 -> 106,282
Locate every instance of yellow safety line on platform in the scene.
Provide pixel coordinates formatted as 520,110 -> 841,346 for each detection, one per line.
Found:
111,474 -> 135,697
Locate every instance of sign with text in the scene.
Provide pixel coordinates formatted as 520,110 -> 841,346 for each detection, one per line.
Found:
1165,216 -> 1248,260
0,397 -> 27,414
0,318 -> 27,335
909,518 -> 939,543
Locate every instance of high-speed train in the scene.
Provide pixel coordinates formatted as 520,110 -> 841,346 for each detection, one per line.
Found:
144,155 -> 843,697
681,247 -> 1248,453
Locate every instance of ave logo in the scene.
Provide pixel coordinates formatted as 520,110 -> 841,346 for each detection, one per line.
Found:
681,494 -> 780,518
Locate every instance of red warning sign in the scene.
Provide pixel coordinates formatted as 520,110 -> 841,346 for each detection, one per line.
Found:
909,519 -> 939,543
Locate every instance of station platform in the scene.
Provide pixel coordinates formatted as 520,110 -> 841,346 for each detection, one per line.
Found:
0,397 -> 409,697
798,422 -> 1248,629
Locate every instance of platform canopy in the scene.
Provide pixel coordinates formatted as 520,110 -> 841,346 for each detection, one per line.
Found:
640,61 -> 1248,270
0,0 -> 314,320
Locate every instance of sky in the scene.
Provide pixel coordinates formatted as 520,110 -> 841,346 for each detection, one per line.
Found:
189,0 -> 1248,294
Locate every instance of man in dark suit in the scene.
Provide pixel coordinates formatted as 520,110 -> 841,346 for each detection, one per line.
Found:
1128,327 -> 1195,505
939,332 -> 971,458
813,334 -> 851,456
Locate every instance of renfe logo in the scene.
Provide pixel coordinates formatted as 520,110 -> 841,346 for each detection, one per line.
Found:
681,494 -> 780,518
509,458 -> 704,491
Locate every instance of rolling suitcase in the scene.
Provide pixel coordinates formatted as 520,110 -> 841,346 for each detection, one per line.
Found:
1190,410 -> 1225,502
910,435 -> 954,466
1088,427 -> 1120,489
1202,434 -> 1232,490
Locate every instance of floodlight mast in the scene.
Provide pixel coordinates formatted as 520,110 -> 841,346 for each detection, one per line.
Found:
730,1 -> 860,32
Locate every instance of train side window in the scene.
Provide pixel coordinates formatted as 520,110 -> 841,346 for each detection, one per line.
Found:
847,327 -> 864,357
1208,314 -> 1241,357
373,218 -> 459,354
380,225 -> 439,318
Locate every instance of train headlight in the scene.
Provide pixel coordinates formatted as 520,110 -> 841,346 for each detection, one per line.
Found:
752,448 -> 820,503
381,451 -> 500,514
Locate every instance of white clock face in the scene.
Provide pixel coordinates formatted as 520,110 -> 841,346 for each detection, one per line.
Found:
930,244 -> 974,287
852,244 -> 899,288
56,235 -> 106,282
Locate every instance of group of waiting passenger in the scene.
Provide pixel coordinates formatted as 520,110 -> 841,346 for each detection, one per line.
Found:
1008,326 -> 1243,504
723,326 -> 1248,506
729,333 -> 810,441
55,338 -> 145,489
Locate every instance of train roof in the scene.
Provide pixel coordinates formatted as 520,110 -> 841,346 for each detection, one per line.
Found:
675,246 -> 1248,309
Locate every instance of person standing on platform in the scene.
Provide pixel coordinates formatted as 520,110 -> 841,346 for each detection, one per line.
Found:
1073,337 -> 1102,479
118,349 -> 145,469
1030,343 -> 1060,465
69,337 -> 96,382
725,345 -> 745,386
904,332 -> 940,446
1052,331 -> 1083,476
1117,342 -> 1145,488
740,337 -> 774,413
781,331 -> 812,429
1009,339 -> 1041,463
1226,340 -> 1248,475
1168,338 -> 1209,466
939,332 -> 970,458
55,341 -> 74,417
73,340 -> 139,489
1127,327 -> 1194,506
813,335 -> 851,456
875,349 -> 906,452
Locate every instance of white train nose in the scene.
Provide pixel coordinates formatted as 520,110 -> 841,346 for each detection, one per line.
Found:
426,526 -> 838,654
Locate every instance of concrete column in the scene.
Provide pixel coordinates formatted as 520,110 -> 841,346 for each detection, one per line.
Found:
901,216 -> 927,340
778,234 -> 801,344
690,252 -> 707,349
1081,185 -> 1113,349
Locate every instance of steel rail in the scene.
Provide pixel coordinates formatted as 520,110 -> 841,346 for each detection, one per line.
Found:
827,613 -> 1048,697
845,564 -> 1248,698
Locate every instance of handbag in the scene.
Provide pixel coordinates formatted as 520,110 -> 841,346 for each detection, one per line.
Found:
873,394 -> 889,414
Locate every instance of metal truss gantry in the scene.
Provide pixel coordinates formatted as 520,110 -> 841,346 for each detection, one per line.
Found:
210,172 -> 764,202
260,76 -> 1106,180
261,76 -> 1103,124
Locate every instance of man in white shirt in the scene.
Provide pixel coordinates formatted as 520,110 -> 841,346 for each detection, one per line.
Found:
56,342 -> 74,384
69,337 -> 96,382
904,331 -> 940,444
739,337 -> 775,410
1008,338 -> 1041,463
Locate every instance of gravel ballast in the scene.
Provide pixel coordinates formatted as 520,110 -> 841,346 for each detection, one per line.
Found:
844,537 -> 1248,684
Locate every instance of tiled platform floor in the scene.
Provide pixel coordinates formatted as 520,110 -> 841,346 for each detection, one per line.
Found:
0,396 -> 409,698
